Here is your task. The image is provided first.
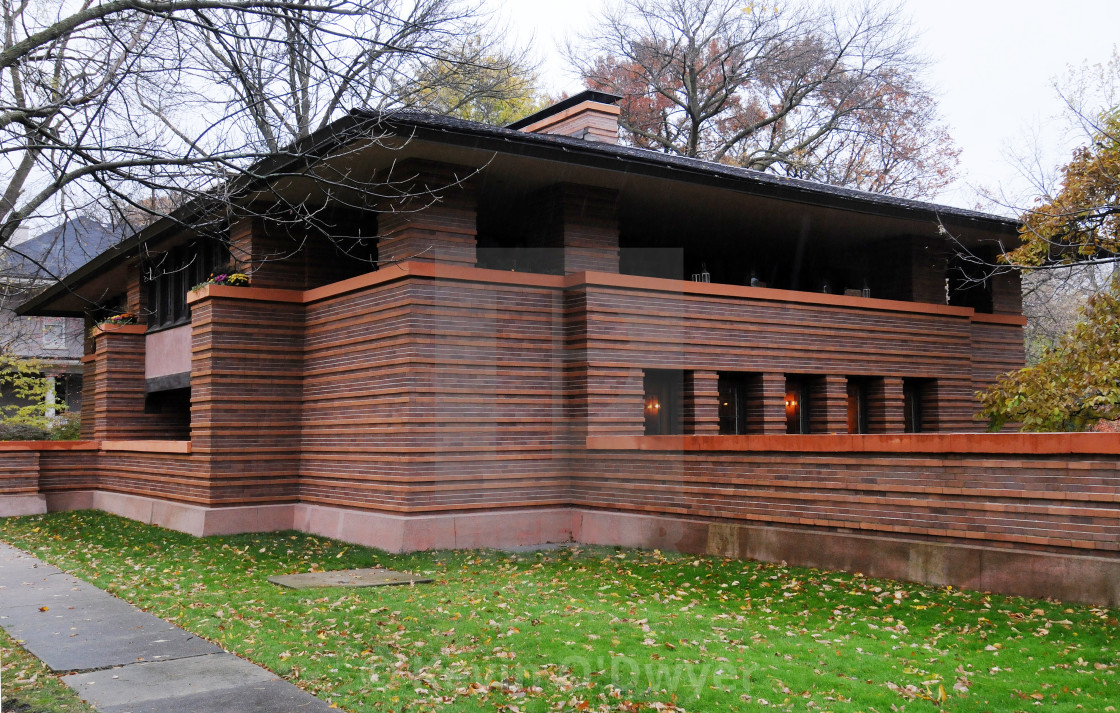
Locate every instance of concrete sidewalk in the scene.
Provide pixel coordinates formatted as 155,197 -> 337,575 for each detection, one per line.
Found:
0,542 -> 334,713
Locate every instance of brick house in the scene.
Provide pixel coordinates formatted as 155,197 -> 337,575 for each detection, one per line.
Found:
0,217 -> 121,421
9,92 -> 1120,605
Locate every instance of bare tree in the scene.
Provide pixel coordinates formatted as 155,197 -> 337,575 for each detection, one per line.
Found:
180,1 -> 524,153
0,0 -> 521,247
1020,264 -> 1114,363
0,0 -> 537,434
567,0 -> 959,199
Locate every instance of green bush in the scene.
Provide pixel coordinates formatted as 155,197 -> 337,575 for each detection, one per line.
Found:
50,412 -> 82,441
0,421 -> 52,441
0,413 -> 82,441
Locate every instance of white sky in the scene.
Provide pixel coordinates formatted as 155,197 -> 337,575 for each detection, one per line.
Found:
494,0 -> 1120,212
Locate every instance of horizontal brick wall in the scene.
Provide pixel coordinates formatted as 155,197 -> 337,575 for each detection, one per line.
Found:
4,433 -> 1119,564
301,278 -> 423,510
577,435 -> 1120,557
29,265 -> 1044,547
38,448 -> 100,493
577,280 -> 1018,433
85,326 -> 188,440
27,446 -> 213,505
300,272 -> 569,511
0,450 -> 40,496
190,294 -> 304,504
971,320 -> 1026,398
97,451 -> 213,504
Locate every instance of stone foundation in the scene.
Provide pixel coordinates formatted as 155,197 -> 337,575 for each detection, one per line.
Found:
580,510 -> 1120,607
0,494 -> 46,517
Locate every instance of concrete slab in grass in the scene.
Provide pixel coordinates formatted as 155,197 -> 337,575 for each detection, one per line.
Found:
0,543 -> 62,575
0,545 -> 107,608
91,681 -> 336,713
268,567 -> 432,590
0,543 -> 335,712
0,565 -> 111,610
62,653 -> 335,713
2,595 -> 220,672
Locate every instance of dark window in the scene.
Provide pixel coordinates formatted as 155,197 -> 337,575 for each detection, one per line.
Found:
92,297 -> 125,324
846,378 -> 870,434
718,372 -> 755,435
644,369 -> 683,435
903,378 -> 932,433
785,376 -> 811,434
55,374 -> 69,406
144,387 -> 190,415
144,239 -> 229,330
947,254 -> 994,313
60,373 -> 83,412
142,387 -> 192,439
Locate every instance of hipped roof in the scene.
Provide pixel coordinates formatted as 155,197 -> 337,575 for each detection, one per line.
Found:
19,108 -> 1020,317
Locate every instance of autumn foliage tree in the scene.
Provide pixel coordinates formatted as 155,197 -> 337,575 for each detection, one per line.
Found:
1005,111 -> 1120,269
978,286 -> 1120,431
402,37 -> 545,125
568,0 -> 959,199
0,353 -> 67,438
978,110 -> 1120,430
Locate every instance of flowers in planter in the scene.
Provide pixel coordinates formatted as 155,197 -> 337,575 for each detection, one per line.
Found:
192,272 -> 249,290
98,312 -> 136,327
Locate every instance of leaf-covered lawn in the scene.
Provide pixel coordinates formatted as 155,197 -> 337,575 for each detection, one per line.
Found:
1,511 -> 1118,712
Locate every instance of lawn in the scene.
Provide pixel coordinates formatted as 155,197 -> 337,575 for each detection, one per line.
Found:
1,511 -> 1118,712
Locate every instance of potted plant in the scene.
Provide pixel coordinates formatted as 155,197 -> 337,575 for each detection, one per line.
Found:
98,312 -> 136,327
192,271 -> 250,291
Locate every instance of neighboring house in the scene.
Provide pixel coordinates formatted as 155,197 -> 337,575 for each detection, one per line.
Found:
0,217 -> 120,417
8,92 -> 1119,605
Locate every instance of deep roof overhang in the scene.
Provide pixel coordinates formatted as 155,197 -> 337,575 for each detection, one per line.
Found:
18,109 -> 1021,317
380,112 -> 1019,232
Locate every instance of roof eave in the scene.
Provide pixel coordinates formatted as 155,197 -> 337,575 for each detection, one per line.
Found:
17,111 -> 378,317
361,110 -> 1021,234
19,109 -> 1022,317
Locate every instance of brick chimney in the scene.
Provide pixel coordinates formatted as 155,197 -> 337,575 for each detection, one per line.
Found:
507,90 -> 622,144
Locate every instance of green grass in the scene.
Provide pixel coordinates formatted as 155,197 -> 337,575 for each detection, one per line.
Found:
1,627 -> 98,713
1,511 -> 1118,712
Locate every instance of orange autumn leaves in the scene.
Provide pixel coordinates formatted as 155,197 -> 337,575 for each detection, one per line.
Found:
979,111 -> 1120,431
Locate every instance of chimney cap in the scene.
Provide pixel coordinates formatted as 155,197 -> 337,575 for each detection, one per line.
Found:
506,89 -> 623,130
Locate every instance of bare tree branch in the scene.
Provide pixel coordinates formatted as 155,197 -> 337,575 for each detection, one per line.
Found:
0,0 -> 529,249
567,0 -> 959,199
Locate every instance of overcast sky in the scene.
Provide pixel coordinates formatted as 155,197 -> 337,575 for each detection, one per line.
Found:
496,0 -> 1120,213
